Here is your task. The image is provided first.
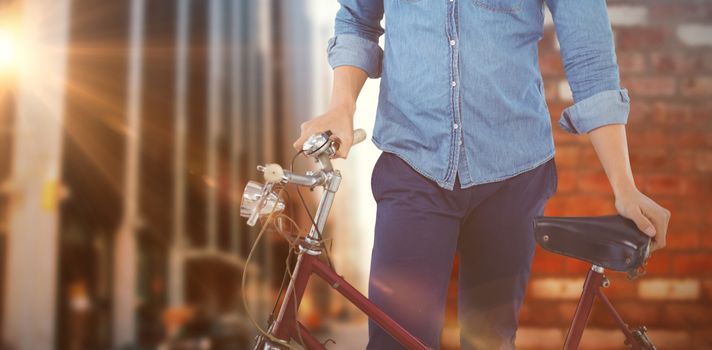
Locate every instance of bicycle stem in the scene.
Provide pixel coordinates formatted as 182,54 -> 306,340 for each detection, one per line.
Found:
257,156 -> 340,255
253,129 -> 366,255
301,170 -> 341,255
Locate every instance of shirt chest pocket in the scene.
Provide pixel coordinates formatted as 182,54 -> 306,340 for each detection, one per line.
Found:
473,0 -> 523,13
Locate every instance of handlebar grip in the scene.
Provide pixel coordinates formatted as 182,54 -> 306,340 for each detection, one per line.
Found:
352,128 -> 367,146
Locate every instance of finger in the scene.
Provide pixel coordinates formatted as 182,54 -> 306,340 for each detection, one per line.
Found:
293,130 -> 313,150
628,206 -> 656,237
645,207 -> 669,250
336,144 -> 351,159
331,134 -> 352,159
340,138 -> 354,158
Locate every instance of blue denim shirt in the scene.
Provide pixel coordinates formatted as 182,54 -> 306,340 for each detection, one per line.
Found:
327,0 -> 630,190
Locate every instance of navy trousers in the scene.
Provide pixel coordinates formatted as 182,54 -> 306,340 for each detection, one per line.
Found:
366,151 -> 557,350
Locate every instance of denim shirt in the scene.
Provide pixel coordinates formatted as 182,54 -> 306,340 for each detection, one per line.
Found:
327,0 -> 630,190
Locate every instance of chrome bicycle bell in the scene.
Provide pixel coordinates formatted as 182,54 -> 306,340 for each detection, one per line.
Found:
302,130 -> 337,158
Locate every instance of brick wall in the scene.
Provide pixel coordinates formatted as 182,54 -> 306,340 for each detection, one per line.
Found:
445,2 -> 712,349
523,1 -> 712,349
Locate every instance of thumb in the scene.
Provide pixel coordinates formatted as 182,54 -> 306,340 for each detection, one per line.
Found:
293,133 -> 309,151
628,207 -> 656,237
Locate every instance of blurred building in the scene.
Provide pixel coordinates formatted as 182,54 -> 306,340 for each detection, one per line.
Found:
0,0 -> 299,348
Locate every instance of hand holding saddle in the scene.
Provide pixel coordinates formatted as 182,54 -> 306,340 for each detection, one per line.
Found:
534,215 -> 652,279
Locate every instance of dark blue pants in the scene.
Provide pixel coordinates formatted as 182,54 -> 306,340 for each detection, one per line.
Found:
367,151 -> 557,350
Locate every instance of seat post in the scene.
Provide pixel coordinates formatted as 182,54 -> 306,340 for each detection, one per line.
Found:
563,264 -> 605,350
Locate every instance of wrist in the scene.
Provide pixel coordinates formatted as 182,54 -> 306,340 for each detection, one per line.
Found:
611,178 -> 638,198
328,100 -> 356,118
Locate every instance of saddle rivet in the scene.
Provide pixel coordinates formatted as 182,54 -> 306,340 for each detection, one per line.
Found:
542,235 -> 549,242
625,257 -> 632,264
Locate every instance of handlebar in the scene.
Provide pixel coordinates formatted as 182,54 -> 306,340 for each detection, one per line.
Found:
262,128 -> 367,185
242,129 -> 368,229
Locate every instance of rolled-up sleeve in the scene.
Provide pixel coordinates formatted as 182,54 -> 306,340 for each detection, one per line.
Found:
327,0 -> 385,79
546,0 -> 630,134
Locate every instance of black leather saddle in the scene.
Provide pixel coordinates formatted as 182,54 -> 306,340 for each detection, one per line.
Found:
533,215 -> 652,279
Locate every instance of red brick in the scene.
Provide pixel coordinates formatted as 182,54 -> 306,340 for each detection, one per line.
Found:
626,100 -> 654,126
552,129 -> 583,146
579,147 -> 602,167
639,278 -> 701,301
645,252 -> 671,274
691,103 -> 712,127
617,52 -> 647,73
651,102 -> 697,128
540,29 -> 558,51
530,278 -> 586,300
544,197 -> 566,216
556,169 -> 577,193
667,149 -> 696,172
519,303 -> 569,327
615,27 -> 668,50
645,330 -> 692,349
692,328 -> 712,350
601,275 -> 639,299
665,228 -> 700,250
514,327 -> 565,349
661,303 -> 712,327
547,103 -> 567,123
628,129 -> 667,147
539,52 -> 563,76
645,175 -> 691,196
554,145 -> 580,168
532,247 -> 567,274
673,255 -> 712,275
543,80 -> 559,102
622,76 -> 677,97
577,171 -> 613,195
629,148 -> 669,171
564,258 -> 591,274
557,195 -> 615,216
680,76 -> 712,97
702,279 -> 712,301
658,201 -> 704,227
578,328 -> 627,347
650,52 -> 706,74
557,302 -> 579,324
649,3 -> 712,21
701,229 -> 712,249
613,302 -> 663,327
671,131 -> 708,149
705,53 -> 712,72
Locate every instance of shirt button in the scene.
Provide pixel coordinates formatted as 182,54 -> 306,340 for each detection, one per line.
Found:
451,81 -> 457,87
459,139 -> 463,145
449,40 -> 456,46
453,123 -> 459,129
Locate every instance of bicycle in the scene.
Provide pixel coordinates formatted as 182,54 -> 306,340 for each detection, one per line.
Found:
239,129 -> 658,350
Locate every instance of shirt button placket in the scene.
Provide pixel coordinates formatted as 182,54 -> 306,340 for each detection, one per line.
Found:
448,0 -> 463,185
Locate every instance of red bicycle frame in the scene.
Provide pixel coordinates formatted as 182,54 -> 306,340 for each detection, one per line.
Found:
564,265 -> 654,350
267,252 -> 430,350
265,258 -> 654,350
